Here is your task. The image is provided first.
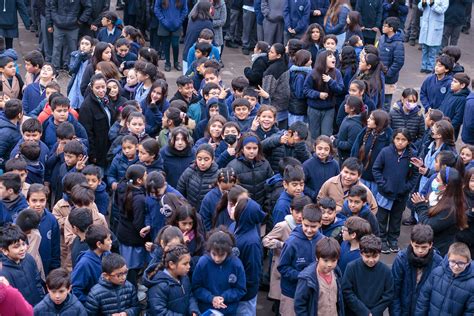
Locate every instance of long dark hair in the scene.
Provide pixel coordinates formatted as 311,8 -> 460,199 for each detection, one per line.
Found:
325,0 -> 351,25
340,46 -> 357,76
167,202 -> 204,255
146,79 -> 168,110
346,10 -> 362,32
358,53 -> 383,99
429,167 -> 467,229
311,50 -> 337,94
212,169 -> 239,228
433,120 -> 455,147
123,164 -> 147,218
92,42 -> 118,68
345,95 -> 367,126
303,23 -> 325,46
191,1 -> 212,21
358,110 -> 390,169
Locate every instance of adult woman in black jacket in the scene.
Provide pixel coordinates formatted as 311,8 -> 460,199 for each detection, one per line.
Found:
78,74 -> 116,168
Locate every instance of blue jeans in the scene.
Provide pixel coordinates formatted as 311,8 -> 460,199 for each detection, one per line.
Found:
288,113 -> 307,126
421,44 -> 440,71
307,107 -> 334,140
236,296 -> 257,316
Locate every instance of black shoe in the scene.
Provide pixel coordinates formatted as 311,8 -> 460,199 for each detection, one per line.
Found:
409,39 -> 416,46
242,48 -> 250,55
164,63 -> 171,72
381,243 -> 391,254
390,244 -> 400,253
159,53 -> 165,61
226,40 -> 239,48
174,63 -> 182,71
402,217 -> 417,226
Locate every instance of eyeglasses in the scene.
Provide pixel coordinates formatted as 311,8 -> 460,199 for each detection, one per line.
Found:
341,226 -> 349,232
448,260 -> 469,268
110,270 -> 129,278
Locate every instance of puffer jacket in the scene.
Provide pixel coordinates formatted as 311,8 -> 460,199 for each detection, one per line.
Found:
85,277 -> 140,315
177,162 -> 219,211
34,293 -> 86,315
378,30 -> 405,84
227,156 -> 274,206
262,131 -> 311,172
334,114 -> 364,162
289,65 -> 312,115
262,58 -> 291,113
415,258 -> 474,315
389,101 -> 425,143
48,0 -> 93,30
391,247 -> 442,316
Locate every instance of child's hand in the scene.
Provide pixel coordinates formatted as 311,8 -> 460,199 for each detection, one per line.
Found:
56,141 -> 66,155
212,296 -> 227,309
251,116 -> 260,131
418,166 -> 428,175
266,239 -> 283,249
322,74 -> 331,82
313,9 -> 321,16
280,132 -> 289,144
75,155 -> 88,171
410,157 -> 424,168
48,27 -> 53,33
140,226 -> 151,238
112,182 -> 118,191
256,85 -> 270,99
411,192 -> 426,204
219,87 -> 229,100
288,28 -> 296,34
319,92 -> 329,100
111,313 -> 127,316
145,242 -> 154,252
330,135 -> 336,142
90,25 -> 98,31
227,147 -> 236,156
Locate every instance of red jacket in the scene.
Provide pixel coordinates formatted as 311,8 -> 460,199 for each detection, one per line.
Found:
0,284 -> 33,315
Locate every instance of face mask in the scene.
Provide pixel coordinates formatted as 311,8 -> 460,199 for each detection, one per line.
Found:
405,102 -> 418,110
224,134 -> 237,145
431,178 -> 443,193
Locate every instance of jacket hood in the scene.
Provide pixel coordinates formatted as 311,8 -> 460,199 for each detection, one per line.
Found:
341,200 -> 371,218
453,87 -> 471,98
440,257 -> 474,280
41,293 -> 78,311
26,161 -> 44,175
384,30 -> 404,43
0,115 -> 17,130
298,262 -> 318,288
235,199 -> 265,234
323,213 -> 346,231
266,173 -> 283,185
76,249 -> 101,266
291,225 -> 324,241
312,153 -> 335,164
96,181 -> 107,193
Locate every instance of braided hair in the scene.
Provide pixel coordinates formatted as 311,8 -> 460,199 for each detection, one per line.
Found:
358,110 -> 390,170
147,243 -> 189,279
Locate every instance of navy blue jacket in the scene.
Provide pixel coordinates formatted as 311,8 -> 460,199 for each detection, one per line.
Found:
356,0 -> 383,41
262,131 -> 312,172
144,194 -> 171,242
71,249 -> 107,303
334,114 -> 364,162
47,0 -> 92,30
382,0 -> 409,26
1,194 -> 28,222
0,114 -> 22,169
22,82 -> 47,115
294,262 -> 345,316
160,145 -> 195,188
303,154 -> 340,201
462,92 -> 474,145
94,182 -> 109,215
232,199 -> 266,301
439,87 -> 470,136
106,152 -> 139,187
415,258 -> 474,315
278,226 -> 325,298
0,253 -> 44,306
34,293 -> 87,315
41,114 -> 88,150
444,0 -> 471,25
321,213 -> 346,241
143,265 -> 199,316
324,5 -> 350,35
0,204 -> 12,226
96,27 -> 122,44
391,247 -> 442,316
192,254 -> 247,315
304,70 -> 345,110
378,31 -> 405,84
283,0 -> 311,34
182,18 -> 214,60
140,99 -> 168,138
341,200 -> 380,236
351,127 -> 393,181
0,0 -> 30,31
372,144 -> 419,201
24,160 -> 45,184
420,74 -> 452,110
36,209 -> 61,275
336,94 -> 375,127
138,156 -> 164,174
154,0 -> 188,32
199,187 -> 222,231
272,190 -> 296,226
309,0 -> 329,25
11,139 -> 49,166
289,65 -> 312,115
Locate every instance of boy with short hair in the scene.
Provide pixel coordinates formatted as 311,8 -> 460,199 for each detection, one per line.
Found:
85,253 -> 140,315
0,99 -> 23,168
41,96 -> 88,150
0,224 -> 45,306
22,62 -> 56,114
278,204 -> 325,316
0,57 -> 24,99
186,28 -> 221,72
340,185 -> 380,236
188,82 -> 229,123
71,224 -> 112,303
4,157 -> 30,196
272,164 -> 305,225
10,118 -> 50,165
23,50 -> 44,87
68,207 -> 93,268
231,98 -> 254,131
242,86 -> 260,116
439,72 -> 470,138
294,237 -> 344,315
34,268 -> 87,315
420,55 -> 453,110
391,224 -> 442,315
19,141 -> 45,184
226,76 -> 250,115
416,242 -> 474,315
338,216 -> 372,274
319,197 -> 345,242
0,172 -> 28,221
342,234 -> 394,316
82,165 -> 110,216
170,75 -> 199,105
194,42 -> 213,60
441,45 -> 464,74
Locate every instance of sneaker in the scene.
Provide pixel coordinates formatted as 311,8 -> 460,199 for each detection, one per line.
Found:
242,47 -> 250,55
226,40 -> 239,48
381,243 -> 391,254
164,63 -> 171,72
402,217 -> 417,226
390,244 -> 400,253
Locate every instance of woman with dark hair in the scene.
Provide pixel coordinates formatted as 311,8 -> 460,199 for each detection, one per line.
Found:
154,0 -> 188,72
324,0 -> 351,51
304,50 -> 344,139
302,23 -> 325,67
182,2 -> 213,71
261,43 -> 291,129
355,52 -> 385,109
411,166 -> 467,255
80,42 -> 118,96
351,109 -> 393,195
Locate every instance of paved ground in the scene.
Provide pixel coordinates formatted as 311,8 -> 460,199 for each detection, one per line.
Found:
12,10 -> 474,315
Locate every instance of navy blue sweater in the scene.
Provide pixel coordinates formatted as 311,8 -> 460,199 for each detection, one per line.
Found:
41,114 -> 88,150
160,145 -> 195,188
304,70 -> 345,110
72,250 -> 108,303
334,114 -> 364,161
94,182 -> 110,215
283,0 -> 311,34
420,74 -> 452,110
303,154 -> 340,201
199,187 -> 222,231
439,87 -> 470,137
22,82 -> 47,115
96,27 -> 122,44
462,92 -> 474,145
36,209 -> 61,275
341,200 -> 380,236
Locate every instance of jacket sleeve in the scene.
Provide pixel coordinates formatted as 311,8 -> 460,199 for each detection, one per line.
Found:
431,0 -> 449,14
372,149 -> 387,191
22,87 -> 31,115
283,0 -> 290,29
46,0 -> 53,27
262,133 -> 282,152
192,261 -> 215,304
350,129 -> 364,157
386,41 -> 405,80
221,260 -> 247,303
213,3 -> 227,28
414,270 -> 433,315
106,159 -> 119,186
451,98 -> 466,130
244,58 -> 267,86
376,0 -> 383,28
262,223 -> 285,249
293,278 -> 311,316
328,71 -> 345,94
303,164 -> 316,200
293,142 -> 311,163
293,73 -> 307,99
414,203 -> 455,234
78,104 -> 97,161
123,284 -> 140,316
342,265 -> 371,316
216,150 -> 235,168
277,243 -> 300,283
261,0 -> 270,17
390,256 -> 405,316
370,268 -> 394,314
84,288 -> 100,315
336,124 -> 361,152
79,0 -> 93,24
420,78 -> 430,109
303,74 -> 321,100
132,195 -> 146,232
199,195 -> 214,231
16,0 -> 31,28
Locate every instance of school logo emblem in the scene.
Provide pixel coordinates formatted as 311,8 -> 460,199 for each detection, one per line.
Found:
440,87 -> 447,94
47,230 -> 52,240
228,274 -> 237,284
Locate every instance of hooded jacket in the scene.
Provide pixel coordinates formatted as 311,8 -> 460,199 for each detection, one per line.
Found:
71,249 -> 107,303
378,30 -> 405,84
143,265 -> 199,316
36,209 -> 61,275
0,114 -> 21,168
22,82 -> 47,115
85,277 -> 140,315
439,87 -> 470,136
415,258 -> 474,315
34,293 -> 87,315
277,225 -> 325,298
192,254 -> 247,315
116,185 -> 148,247
264,173 -> 284,214
10,139 -> 49,166
233,199 -> 266,301
199,187 -> 222,231
321,213 -> 346,241
154,0 -> 188,32
341,200 -> 380,236
42,113 -> 89,150
106,152 -> 139,187
272,191 -> 294,225
334,114 -> 364,162
420,74 -> 452,110
389,101 -> 425,142
177,162 -> 219,211
1,194 -> 28,222
47,0 -> 92,30
24,160 -> 45,185
160,145 -> 195,188
262,58 -> 291,113
0,0 -> 30,32
303,154 -> 340,201
289,65 -> 312,115
294,261 -> 345,316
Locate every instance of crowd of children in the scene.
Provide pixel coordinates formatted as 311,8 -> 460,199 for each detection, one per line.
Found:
0,0 -> 473,315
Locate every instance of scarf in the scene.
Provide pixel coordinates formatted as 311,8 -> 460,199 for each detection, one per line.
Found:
251,52 -> 267,64
1,74 -> 20,99
407,244 -> 434,268
168,144 -> 192,157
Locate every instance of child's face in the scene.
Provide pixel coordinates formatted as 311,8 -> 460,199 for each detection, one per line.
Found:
178,83 -> 194,99
150,87 -> 163,103
317,257 -> 338,274
324,39 -> 337,52
209,121 -> 223,139
40,64 -> 54,80
136,70 -> 147,83
197,64 -> 205,75
321,207 -> 337,226
122,141 -> 137,160
243,95 -> 257,110
450,78 -> 464,92
460,148 -> 473,165
105,265 -> 129,286
208,105 -> 219,117
0,94 -> 10,108
348,195 -> 364,213
1,62 -> 16,77
243,142 -> 259,160
382,24 -> 393,35
11,169 -> 27,184
326,54 -> 336,69
340,167 -> 360,187
52,105 -> 69,124
92,79 -> 107,99
101,16 -> 111,26
315,141 -> 331,161
127,117 -> 145,135
174,134 -> 187,151
367,114 -> 376,129
448,254 -> 470,275
234,105 -> 250,120
2,239 -> 27,263
97,234 -> 113,252
0,182 -> 13,200
196,151 -> 213,171
85,174 -> 100,191
48,286 -> 71,305
80,39 -> 93,53
210,250 -> 227,265
107,82 -> 120,98
361,252 -> 380,268
290,209 -> 303,224
205,88 -> 220,101
311,28 -> 321,41
204,73 -> 220,85
116,45 -> 130,58
393,133 -> 409,152
348,84 -> 363,97
27,192 -> 47,213
138,144 -> 155,164
64,153 -> 81,167
301,219 -> 321,239
342,226 -> 354,241
434,62 -> 448,76
102,47 -> 112,62
45,88 -> 59,100
178,216 -> 194,234
410,241 -> 433,258
258,110 -> 276,130
194,49 -> 204,59
283,180 -> 304,197
169,254 -> 192,277
127,69 -> 138,86
24,61 -> 39,74
469,175 -> 474,192
359,55 -> 369,72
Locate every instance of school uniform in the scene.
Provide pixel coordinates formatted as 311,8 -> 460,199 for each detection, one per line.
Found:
321,214 -> 346,242
462,92 -> 474,145
160,145 -> 195,188
283,0 -> 310,41
1,194 -> 28,223
0,113 -> 22,169
34,293 -> 87,315
262,131 -> 312,172
439,87 -> 470,138
106,152 -> 139,187
41,114 -> 89,150
272,191 -> 294,226
34,209 -> 61,275
338,240 -> 360,275
199,187 -> 223,231
22,82 -> 47,115
96,27 -> 122,44
71,249 -> 107,303
334,114 -> 364,163
303,154 -> 340,201
420,73 -> 452,110
264,173 -> 285,215
389,102 -> 425,143
94,182 -> 110,215
340,200 -> 380,236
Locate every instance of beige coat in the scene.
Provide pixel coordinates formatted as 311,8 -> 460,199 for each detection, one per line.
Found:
27,229 -> 45,281
317,175 -> 378,214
